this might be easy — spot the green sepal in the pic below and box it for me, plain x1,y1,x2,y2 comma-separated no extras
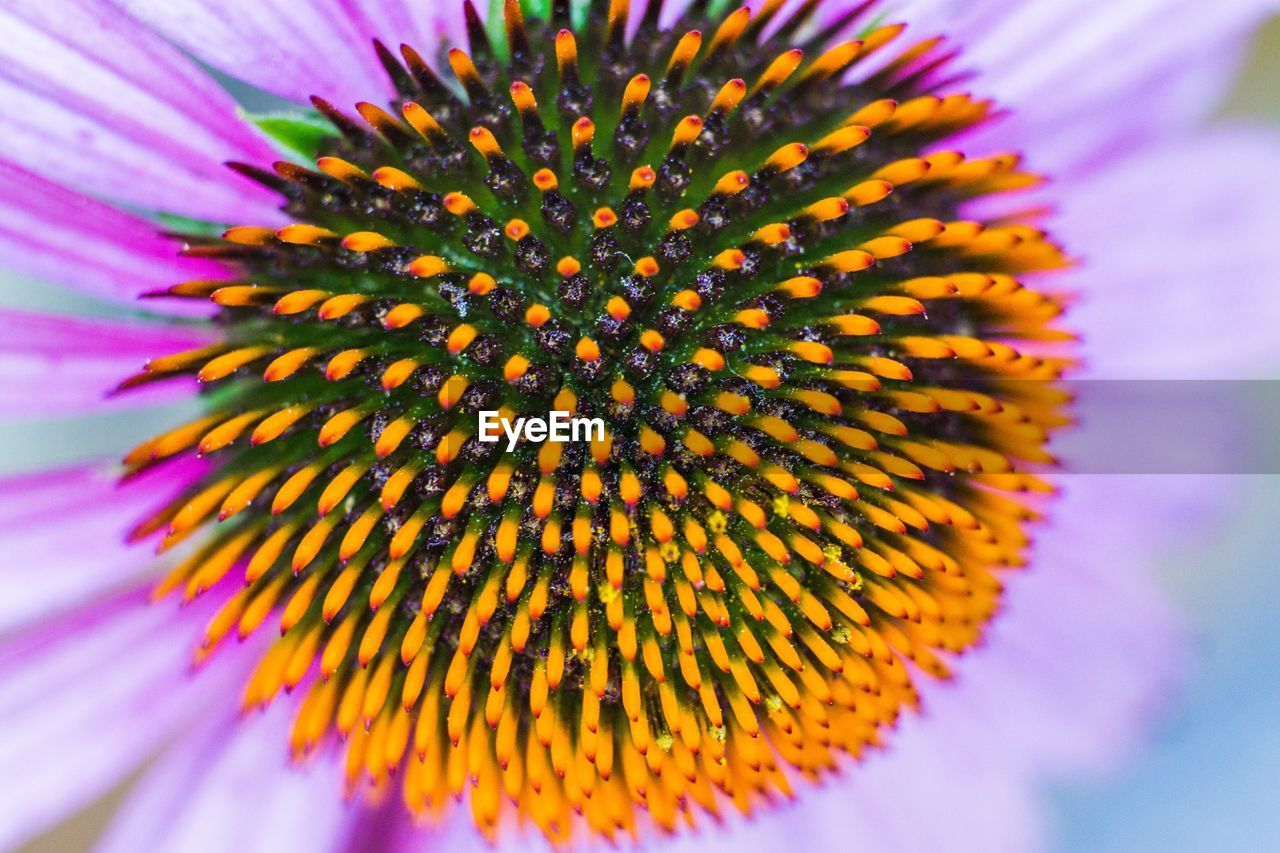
250,111,338,160
152,212,227,238
487,0,512,63
523,0,552,20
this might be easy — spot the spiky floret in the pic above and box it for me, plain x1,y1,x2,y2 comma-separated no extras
123,0,1072,842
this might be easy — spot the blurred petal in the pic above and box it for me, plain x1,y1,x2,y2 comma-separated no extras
886,0,1275,173
0,459,204,632
0,161,228,306
97,699,359,853
114,0,467,108
927,478,1188,781
0,1,281,221
1059,126,1280,378
0,585,246,850
0,309,208,416
660,728,1040,853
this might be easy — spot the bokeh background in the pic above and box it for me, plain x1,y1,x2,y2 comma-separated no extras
1048,16,1280,851
4,12,1278,853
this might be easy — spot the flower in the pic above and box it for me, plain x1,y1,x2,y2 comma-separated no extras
102,0,1080,841
0,1,1276,851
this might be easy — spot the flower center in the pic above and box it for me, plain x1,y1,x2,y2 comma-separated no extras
124,0,1071,842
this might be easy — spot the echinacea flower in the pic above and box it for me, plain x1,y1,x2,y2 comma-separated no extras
1,0,1278,850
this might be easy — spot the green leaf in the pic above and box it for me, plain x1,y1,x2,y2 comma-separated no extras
250,111,337,159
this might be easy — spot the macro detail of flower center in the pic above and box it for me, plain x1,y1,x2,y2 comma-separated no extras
124,0,1071,842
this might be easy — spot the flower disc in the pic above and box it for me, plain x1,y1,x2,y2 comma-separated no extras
125,0,1072,842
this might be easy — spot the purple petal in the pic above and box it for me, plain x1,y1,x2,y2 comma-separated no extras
97,699,360,853
1058,127,1280,378
0,160,232,306
921,476,1190,780
115,0,467,109
872,0,1272,176
0,309,209,415
0,584,252,850
0,458,204,632
0,2,282,221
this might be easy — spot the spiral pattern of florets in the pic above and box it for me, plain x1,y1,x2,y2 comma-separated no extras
124,0,1072,842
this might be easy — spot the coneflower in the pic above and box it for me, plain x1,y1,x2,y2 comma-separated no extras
118,0,1073,842
7,0,1280,849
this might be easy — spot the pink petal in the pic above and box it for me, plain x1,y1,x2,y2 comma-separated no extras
116,0,467,109
1058,127,1280,378
864,0,1272,176
0,160,230,306
0,584,252,850
0,309,209,416
97,699,359,853
922,478,1188,780
0,458,204,632
0,2,282,221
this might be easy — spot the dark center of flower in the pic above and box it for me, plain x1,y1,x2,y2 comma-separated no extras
123,0,1071,841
